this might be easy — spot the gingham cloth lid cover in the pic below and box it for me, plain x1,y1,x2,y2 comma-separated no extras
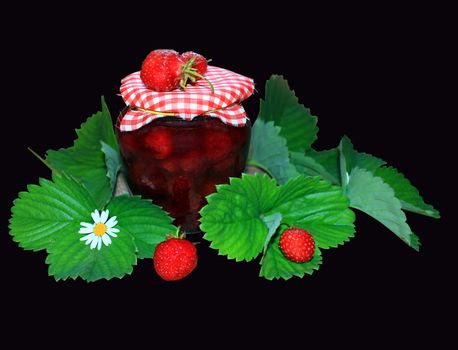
119,65,254,132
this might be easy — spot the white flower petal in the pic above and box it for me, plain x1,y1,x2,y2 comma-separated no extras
80,233,93,242
79,226,94,234
101,234,112,246
90,236,99,249
80,222,94,229
97,237,102,250
91,209,101,223
107,230,118,238
109,227,120,233
84,234,95,245
105,216,118,228
100,210,109,224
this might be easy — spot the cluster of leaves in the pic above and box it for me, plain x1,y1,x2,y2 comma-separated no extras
9,98,175,282
8,76,440,283
200,174,355,280
200,76,439,280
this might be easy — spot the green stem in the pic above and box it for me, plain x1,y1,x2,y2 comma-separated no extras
28,147,55,173
192,72,215,93
180,57,215,93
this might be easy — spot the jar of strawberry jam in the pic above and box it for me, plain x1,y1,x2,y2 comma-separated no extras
117,116,251,232
117,65,254,232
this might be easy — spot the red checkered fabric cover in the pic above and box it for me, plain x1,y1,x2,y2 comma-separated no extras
119,66,254,131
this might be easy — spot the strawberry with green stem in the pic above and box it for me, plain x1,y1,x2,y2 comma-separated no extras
153,227,198,281
179,53,214,92
140,49,214,92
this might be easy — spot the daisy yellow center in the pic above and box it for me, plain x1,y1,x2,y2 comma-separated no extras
94,223,108,236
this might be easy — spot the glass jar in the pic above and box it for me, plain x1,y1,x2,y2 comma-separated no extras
116,114,251,232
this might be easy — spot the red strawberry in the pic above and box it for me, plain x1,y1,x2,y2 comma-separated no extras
140,49,184,92
180,150,204,173
143,129,173,159
179,52,214,91
279,228,315,263
203,131,232,162
181,51,208,76
140,49,214,92
153,237,197,281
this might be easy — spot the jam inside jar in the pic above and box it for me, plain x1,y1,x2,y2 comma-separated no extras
116,115,251,232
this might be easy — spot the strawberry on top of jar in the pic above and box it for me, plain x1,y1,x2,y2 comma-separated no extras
140,49,214,92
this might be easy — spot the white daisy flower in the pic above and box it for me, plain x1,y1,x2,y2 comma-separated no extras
79,209,119,250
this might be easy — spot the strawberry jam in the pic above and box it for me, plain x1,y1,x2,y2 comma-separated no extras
117,115,251,232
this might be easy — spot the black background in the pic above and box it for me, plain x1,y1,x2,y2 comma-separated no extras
1,3,455,346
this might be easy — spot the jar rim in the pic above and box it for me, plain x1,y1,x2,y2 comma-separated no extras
115,108,251,131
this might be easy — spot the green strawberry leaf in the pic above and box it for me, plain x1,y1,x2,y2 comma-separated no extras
200,174,279,262
10,173,175,281
339,136,386,190
339,141,349,192
47,194,174,281
107,195,175,259
9,175,97,252
260,231,322,280
274,176,356,249
354,151,386,172
374,166,440,218
261,212,283,255
346,167,420,251
101,141,124,190
340,136,386,172
306,148,341,184
290,151,340,185
46,219,136,282
248,120,299,184
259,75,318,152
46,97,118,208
100,96,118,151
301,145,376,186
